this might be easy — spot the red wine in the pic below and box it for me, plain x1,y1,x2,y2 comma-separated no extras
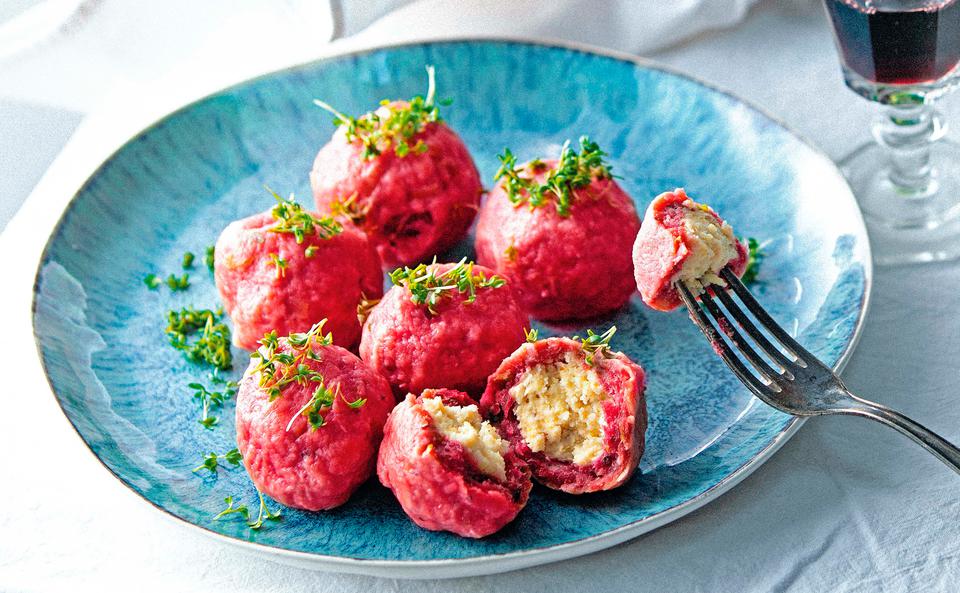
825,0,960,85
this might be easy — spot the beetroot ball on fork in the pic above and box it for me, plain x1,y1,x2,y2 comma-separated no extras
632,188,748,312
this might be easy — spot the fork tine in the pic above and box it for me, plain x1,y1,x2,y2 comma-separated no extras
697,286,782,382
676,282,779,401
712,286,796,373
719,267,818,365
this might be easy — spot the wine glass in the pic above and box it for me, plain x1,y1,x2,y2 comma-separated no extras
823,0,960,265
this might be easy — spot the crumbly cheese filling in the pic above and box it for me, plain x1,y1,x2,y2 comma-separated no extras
509,352,607,466
677,201,739,293
422,396,507,481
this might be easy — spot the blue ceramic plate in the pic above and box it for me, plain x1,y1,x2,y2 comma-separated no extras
32,39,870,578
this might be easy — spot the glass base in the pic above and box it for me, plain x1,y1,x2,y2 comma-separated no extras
841,139,960,265
841,65,960,105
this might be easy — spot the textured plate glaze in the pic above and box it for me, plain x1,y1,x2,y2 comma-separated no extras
32,39,870,578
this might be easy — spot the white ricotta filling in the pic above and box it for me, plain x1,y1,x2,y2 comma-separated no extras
509,352,607,466
422,396,507,481
677,201,739,293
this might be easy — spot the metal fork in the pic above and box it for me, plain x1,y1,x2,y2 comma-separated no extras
678,267,960,474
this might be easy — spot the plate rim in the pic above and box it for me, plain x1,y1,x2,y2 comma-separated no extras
31,35,873,578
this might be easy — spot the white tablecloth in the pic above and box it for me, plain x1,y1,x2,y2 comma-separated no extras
3,1,960,591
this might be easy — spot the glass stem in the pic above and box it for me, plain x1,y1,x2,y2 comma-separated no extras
872,103,945,196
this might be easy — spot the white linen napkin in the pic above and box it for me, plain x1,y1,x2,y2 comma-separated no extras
0,0,761,113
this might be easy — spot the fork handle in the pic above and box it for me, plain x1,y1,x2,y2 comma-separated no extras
842,400,960,475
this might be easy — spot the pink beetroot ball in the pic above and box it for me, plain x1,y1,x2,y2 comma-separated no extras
632,188,748,312
480,335,647,494
310,101,482,269
360,261,528,397
215,207,382,351
475,156,640,321
236,333,395,511
377,388,532,538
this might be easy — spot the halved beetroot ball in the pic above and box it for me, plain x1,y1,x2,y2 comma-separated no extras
359,260,528,397
235,323,395,511
475,138,641,321
214,194,383,350
632,188,748,312
310,76,482,268
377,388,532,538
480,332,647,494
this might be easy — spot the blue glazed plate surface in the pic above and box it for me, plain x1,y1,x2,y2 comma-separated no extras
32,39,870,577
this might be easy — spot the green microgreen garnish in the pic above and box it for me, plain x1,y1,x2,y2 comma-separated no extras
524,327,539,343
346,396,367,408
287,380,336,431
166,306,233,370
313,65,444,160
144,274,161,290
193,448,242,473
576,326,617,366
204,246,215,273
189,378,239,429
165,273,190,291
208,368,233,385
329,193,369,224
284,380,365,432
268,189,342,244
249,320,333,402
182,252,195,269
268,253,287,279
388,257,505,314
214,491,282,530
357,294,380,326
494,136,615,217
263,190,341,278
741,237,765,285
